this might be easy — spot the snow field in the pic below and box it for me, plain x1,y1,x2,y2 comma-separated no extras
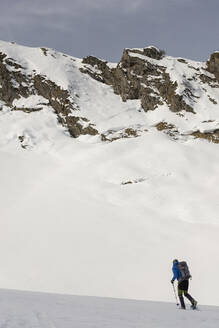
0,130,219,305
0,289,218,328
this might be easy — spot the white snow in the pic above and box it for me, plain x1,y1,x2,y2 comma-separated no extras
0,289,218,328
12,95,49,109
0,41,219,310
1,129,219,305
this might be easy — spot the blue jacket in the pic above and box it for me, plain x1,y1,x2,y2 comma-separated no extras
172,261,182,281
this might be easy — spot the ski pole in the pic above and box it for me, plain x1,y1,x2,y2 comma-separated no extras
172,283,179,306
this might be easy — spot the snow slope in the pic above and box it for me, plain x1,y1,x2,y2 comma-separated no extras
0,41,219,306
0,289,218,328
1,130,219,305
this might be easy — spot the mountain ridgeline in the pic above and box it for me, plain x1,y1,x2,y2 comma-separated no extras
0,41,219,146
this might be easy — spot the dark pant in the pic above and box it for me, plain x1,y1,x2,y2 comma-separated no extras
178,279,189,296
178,280,195,308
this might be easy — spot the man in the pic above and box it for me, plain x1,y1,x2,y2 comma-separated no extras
171,259,197,309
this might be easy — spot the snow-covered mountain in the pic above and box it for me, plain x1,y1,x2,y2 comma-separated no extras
0,41,219,307
1,40,219,145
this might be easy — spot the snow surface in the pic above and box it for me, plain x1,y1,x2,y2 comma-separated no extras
0,289,218,328
0,41,219,307
1,128,219,305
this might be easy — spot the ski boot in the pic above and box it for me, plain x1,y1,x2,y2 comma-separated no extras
191,300,198,310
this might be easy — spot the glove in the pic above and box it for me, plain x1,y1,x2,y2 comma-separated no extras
171,279,174,284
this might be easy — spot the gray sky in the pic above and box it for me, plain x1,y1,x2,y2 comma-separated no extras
0,0,218,62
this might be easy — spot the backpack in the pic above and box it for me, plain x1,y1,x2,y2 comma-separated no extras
178,261,191,281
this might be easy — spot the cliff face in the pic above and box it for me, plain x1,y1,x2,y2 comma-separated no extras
81,46,219,115
207,52,219,80
0,41,219,147
80,46,219,142
0,46,98,138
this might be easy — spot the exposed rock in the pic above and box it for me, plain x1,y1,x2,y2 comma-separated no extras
41,48,48,56
202,120,215,123
153,72,194,113
126,46,165,60
141,88,162,112
57,115,98,138
121,177,146,185
199,73,219,88
191,130,219,144
33,75,74,116
121,181,133,185
18,135,28,149
177,58,188,64
118,50,194,113
207,52,219,80
188,65,200,71
155,122,178,138
12,107,43,113
124,128,138,137
0,52,31,104
156,122,176,131
208,95,217,104
81,56,112,84
0,53,98,138
0,52,7,61
142,47,165,60
81,48,194,114
101,127,141,142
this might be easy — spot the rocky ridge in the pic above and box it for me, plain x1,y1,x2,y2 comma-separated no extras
81,47,195,113
80,46,219,142
0,41,219,146
0,47,98,138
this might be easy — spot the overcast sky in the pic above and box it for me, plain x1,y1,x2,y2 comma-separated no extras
0,0,218,62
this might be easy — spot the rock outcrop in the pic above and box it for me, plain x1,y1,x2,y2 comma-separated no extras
81,47,194,113
0,52,30,104
0,51,98,137
207,52,219,80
